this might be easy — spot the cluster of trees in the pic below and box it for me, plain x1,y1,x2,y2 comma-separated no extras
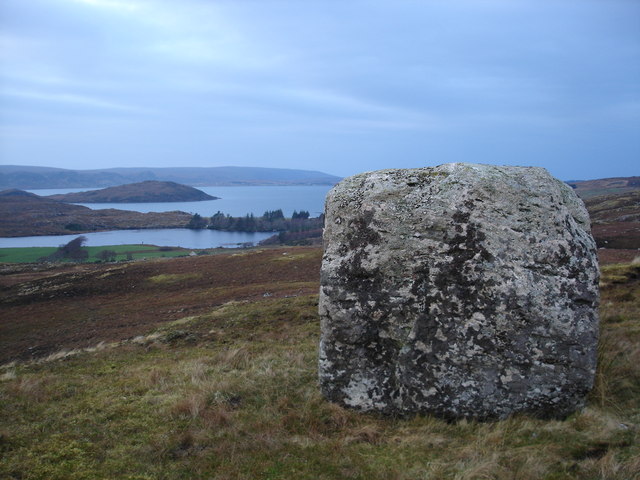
258,228,324,247
187,209,322,234
291,210,310,219
208,212,278,232
186,213,207,229
39,236,126,263
42,236,89,262
96,249,118,262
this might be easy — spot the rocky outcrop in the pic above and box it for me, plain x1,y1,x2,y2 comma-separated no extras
319,163,599,420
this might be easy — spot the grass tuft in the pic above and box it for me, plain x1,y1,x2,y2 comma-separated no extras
148,273,201,284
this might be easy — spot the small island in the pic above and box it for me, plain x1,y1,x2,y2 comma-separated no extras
46,180,219,203
0,189,192,237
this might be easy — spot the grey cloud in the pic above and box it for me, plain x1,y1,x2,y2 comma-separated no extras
1,0,638,179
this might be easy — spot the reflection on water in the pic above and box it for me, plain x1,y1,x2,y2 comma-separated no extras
0,229,274,249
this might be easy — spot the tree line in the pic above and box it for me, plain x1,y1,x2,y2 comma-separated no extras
187,209,323,233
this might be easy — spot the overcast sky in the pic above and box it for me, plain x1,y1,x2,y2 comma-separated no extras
1,0,638,180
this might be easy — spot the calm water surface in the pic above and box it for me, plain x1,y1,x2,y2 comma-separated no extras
29,185,333,218
0,229,274,249
3,185,333,248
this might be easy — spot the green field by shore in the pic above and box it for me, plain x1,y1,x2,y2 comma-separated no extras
0,245,203,263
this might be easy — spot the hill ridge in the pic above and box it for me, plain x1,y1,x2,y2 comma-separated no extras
46,180,218,203
0,165,342,189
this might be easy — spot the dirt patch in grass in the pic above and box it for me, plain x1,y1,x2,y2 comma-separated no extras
0,247,322,365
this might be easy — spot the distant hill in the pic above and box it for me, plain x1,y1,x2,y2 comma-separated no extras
564,176,639,252
568,176,640,199
0,165,342,189
46,181,218,203
584,190,640,224
0,189,191,237
583,190,640,250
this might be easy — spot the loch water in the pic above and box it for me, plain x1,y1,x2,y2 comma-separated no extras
1,185,333,249
0,229,275,250
28,185,332,218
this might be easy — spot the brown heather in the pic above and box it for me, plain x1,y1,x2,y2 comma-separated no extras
0,248,638,479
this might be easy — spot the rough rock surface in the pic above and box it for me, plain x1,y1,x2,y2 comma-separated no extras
319,163,599,420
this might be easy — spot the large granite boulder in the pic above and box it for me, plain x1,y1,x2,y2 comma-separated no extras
319,163,599,420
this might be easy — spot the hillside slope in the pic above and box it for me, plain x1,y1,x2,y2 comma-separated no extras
584,190,640,251
0,249,638,479
569,176,640,199
47,181,218,203
0,247,322,364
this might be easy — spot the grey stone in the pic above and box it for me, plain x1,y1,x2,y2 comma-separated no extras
318,163,599,420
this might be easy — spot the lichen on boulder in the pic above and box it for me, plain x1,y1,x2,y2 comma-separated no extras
318,163,599,420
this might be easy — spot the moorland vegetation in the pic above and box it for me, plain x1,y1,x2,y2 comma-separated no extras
0,247,638,479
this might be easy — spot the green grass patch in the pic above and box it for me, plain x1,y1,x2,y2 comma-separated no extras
0,247,59,263
148,273,202,285
2,290,639,479
0,245,198,263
